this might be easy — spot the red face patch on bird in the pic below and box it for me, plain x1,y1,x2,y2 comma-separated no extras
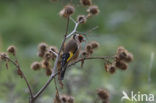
78,35,84,42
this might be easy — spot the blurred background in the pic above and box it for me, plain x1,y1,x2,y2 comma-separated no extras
0,0,156,103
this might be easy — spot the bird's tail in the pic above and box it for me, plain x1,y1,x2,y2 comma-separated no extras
60,66,67,80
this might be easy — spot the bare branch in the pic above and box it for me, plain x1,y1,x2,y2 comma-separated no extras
5,56,34,99
66,22,79,38
33,17,70,101
49,50,58,57
70,16,76,24
68,56,114,68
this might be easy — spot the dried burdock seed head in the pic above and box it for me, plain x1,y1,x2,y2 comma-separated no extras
81,50,88,57
49,46,58,53
0,52,8,61
54,92,61,103
97,88,110,100
38,42,48,52
87,5,100,15
80,0,92,6
31,61,41,71
42,60,50,69
60,95,68,103
38,51,44,57
108,65,116,74
89,49,93,54
77,15,87,24
124,53,134,63
90,41,100,49
7,45,16,55
59,5,75,18
38,43,48,57
68,96,74,103
115,61,128,70
44,52,51,60
46,68,52,76
86,43,92,52
116,46,133,63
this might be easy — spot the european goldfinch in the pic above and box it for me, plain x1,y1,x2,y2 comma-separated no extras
60,34,85,80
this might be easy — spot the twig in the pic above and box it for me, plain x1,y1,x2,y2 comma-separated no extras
5,57,34,99
68,56,114,67
33,72,58,100
70,16,76,24
66,22,79,38
49,50,58,57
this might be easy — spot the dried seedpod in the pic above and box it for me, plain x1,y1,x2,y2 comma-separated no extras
42,60,51,69
46,68,52,76
0,52,8,61
87,5,100,15
31,61,41,71
81,50,88,57
115,61,128,70
38,42,48,57
59,5,75,18
60,95,68,103
38,42,48,52
105,64,116,74
97,88,110,101
54,92,61,103
124,53,134,63
68,96,74,103
90,41,100,49
77,15,87,24
7,45,16,55
108,65,116,74
80,0,92,6
44,52,52,60
86,43,92,52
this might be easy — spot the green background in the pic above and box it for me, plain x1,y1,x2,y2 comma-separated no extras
0,0,156,103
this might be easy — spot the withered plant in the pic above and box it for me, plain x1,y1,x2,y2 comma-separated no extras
0,0,133,103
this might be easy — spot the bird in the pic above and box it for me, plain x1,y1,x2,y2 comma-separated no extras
60,34,85,80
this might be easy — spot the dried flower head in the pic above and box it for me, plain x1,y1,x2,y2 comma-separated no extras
7,45,16,55
31,61,41,70
38,42,48,57
0,52,8,61
87,5,100,15
124,53,134,63
44,52,51,60
86,43,92,52
60,95,68,102
42,60,51,69
38,42,48,52
46,68,52,76
59,5,75,18
77,15,87,24
49,46,58,53
115,61,128,70
116,46,134,63
81,50,88,57
108,65,116,74
68,96,74,103
80,0,92,6
54,92,61,103
97,88,110,100
90,41,100,49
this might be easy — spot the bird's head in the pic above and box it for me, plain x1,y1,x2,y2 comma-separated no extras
73,34,85,43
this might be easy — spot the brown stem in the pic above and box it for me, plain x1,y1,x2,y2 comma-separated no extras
68,56,114,67
5,57,34,100
32,17,70,102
